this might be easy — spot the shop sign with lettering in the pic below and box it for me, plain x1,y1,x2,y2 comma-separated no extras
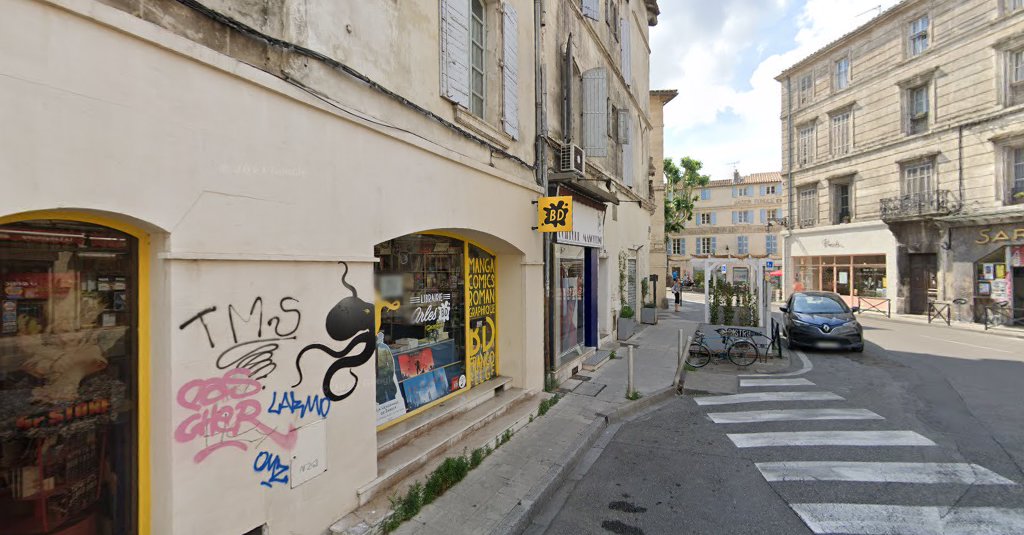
975,227,1024,244
556,202,604,248
537,196,573,233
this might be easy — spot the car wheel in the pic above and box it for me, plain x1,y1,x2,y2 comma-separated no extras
852,343,864,353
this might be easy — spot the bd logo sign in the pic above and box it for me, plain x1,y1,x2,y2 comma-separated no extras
537,196,573,233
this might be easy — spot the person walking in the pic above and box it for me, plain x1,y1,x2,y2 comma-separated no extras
672,278,682,312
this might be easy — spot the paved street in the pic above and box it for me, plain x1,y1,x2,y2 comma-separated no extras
530,305,1024,534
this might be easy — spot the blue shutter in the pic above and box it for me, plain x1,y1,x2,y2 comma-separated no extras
746,186,753,196
711,213,717,225
732,187,737,198
747,210,754,223
760,185,766,196
583,0,600,20
440,0,471,108
711,237,717,254
731,211,737,224
501,2,520,139
760,209,767,223
582,68,609,156
681,239,686,255
695,214,700,227
620,16,632,85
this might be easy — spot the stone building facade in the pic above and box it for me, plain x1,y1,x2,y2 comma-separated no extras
0,1,660,535
666,171,785,288
648,90,679,307
777,0,1024,323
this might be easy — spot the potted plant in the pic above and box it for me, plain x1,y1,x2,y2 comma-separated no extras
617,305,636,340
640,279,657,324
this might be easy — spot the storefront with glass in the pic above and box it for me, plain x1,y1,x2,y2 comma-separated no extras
373,233,499,429
553,195,604,369
785,221,898,308
0,219,140,535
947,222,1024,325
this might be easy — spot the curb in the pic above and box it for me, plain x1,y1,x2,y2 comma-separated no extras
858,314,1024,341
491,386,679,535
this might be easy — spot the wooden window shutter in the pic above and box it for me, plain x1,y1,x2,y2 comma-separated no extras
582,68,609,156
583,0,600,20
502,2,520,139
620,16,632,84
440,0,471,108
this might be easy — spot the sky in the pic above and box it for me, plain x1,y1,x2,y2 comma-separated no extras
650,0,902,183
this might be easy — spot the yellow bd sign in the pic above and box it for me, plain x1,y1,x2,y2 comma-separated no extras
537,196,573,233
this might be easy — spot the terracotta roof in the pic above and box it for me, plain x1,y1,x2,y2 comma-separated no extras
706,171,782,187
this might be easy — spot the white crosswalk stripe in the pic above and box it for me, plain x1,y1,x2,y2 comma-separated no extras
739,378,815,387
707,408,883,424
756,462,1017,485
790,504,1024,535
694,391,843,406
728,430,935,448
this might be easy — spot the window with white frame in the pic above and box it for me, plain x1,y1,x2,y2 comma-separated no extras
700,213,713,225
798,186,817,228
766,208,781,222
798,73,813,106
737,236,749,255
798,124,815,165
835,57,850,91
1009,48,1024,106
766,235,778,255
470,0,486,117
698,237,716,255
909,15,929,57
831,110,851,156
671,238,685,255
902,159,934,198
735,185,753,197
907,85,929,135
765,184,777,195
734,210,753,224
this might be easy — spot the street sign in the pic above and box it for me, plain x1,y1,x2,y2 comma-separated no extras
537,196,573,233
720,265,727,274
766,260,774,269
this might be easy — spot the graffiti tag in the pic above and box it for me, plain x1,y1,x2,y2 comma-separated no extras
266,391,331,419
253,451,290,488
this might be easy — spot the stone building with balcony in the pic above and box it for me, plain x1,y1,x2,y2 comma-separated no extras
777,0,1024,323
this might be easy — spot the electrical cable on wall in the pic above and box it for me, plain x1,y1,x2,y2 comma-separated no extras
174,0,534,171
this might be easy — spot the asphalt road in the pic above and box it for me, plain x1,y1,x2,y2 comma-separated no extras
528,309,1024,534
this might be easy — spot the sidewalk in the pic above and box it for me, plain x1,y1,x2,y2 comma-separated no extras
390,310,698,535
855,309,1024,340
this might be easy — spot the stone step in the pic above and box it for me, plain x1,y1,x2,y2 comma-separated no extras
356,386,530,507
332,389,542,535
582,349,613,372
376,376,512,458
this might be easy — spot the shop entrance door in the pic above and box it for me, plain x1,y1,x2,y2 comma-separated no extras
835,266,851,297
909,253,937,314
1014,267,1024,324
822,266,836,293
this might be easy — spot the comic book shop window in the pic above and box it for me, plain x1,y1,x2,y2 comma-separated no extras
374,235,468,427
0,220,138,535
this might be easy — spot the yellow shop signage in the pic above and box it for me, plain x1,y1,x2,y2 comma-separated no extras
537,196,573,233
976,227,1024,244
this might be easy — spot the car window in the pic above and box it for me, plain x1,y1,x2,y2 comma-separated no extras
792,294,849,314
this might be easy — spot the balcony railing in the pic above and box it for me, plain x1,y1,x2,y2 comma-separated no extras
879,189,958,221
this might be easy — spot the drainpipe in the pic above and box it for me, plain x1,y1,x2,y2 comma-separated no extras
535,0,556,373
785,76,794,298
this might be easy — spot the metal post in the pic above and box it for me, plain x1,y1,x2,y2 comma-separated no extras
677,329,684,370
673,335,692,391
627,345,635,397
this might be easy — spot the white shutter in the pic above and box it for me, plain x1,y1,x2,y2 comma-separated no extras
620,16,631,85
622,118,633,187
582,68,608,157
582,0,600,20
502,2,520,139
440,0,471,108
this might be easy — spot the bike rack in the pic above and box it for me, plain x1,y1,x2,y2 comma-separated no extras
857,296,891,318
927,301,951,326
984,303,1024,330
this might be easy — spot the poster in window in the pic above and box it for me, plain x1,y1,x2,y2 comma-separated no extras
977,281,991,296
467,245,497,385
982,263,995,280
375,332,406,426
991,279,1009,301
995,264,1006,280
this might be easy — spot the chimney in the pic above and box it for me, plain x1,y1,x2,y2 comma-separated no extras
733,169,741,182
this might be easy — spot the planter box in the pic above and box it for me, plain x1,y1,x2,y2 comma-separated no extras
617,317,636,340
640,306,658,325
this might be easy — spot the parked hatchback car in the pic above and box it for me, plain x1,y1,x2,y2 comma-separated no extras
780,291,864,352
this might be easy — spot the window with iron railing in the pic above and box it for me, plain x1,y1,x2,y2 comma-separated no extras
903,160,934,197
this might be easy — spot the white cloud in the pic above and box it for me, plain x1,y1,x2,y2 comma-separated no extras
652,0,901,182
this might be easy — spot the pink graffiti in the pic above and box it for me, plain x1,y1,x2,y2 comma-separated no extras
174,369,297,463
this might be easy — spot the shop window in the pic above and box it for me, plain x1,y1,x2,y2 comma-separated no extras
557,245,586,361
1,220,137,535
974,248,1010,307
374,234,498,427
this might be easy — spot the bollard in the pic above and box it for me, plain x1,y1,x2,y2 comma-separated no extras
677,329,684,370
673,335,693,391
627,345,635,397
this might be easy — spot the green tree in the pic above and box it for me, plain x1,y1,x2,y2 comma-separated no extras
664,157,711,234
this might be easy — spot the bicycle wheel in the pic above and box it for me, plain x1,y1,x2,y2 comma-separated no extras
727,340,759,366
686,343,711,368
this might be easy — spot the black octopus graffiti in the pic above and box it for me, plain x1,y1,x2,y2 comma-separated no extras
292,262,376,402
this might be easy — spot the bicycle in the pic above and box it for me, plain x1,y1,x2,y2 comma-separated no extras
686,328,760,367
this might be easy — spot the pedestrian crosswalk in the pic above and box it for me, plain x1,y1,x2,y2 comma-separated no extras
693,377,1024,534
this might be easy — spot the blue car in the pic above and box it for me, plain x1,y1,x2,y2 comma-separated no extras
780,291,864,352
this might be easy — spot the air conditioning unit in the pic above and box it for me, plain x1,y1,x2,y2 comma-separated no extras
559,143,586,174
